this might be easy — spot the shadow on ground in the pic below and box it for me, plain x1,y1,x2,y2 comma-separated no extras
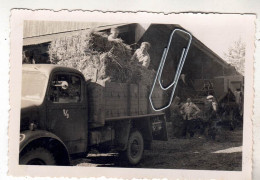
72,124,242,170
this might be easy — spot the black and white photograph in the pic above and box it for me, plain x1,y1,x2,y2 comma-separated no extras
8,10,255,179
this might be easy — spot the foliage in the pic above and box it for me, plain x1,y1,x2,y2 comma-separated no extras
224,38,245,75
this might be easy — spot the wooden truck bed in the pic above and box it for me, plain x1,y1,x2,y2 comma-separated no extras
87,81,164,128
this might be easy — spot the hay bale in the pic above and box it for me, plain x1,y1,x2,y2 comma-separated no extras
48,31,155,86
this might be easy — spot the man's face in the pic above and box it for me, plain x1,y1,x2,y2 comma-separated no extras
207,98,213,102
141,44,148,51
111,30,119,38
187,98,191,103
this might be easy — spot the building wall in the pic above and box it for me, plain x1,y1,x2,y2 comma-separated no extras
23,43,50,64
23,21,113,38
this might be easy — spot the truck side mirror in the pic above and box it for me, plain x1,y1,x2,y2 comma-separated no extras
61,81,69,89
52,81,69,90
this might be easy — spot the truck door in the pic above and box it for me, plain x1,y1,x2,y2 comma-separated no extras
151,114,168,141
46,73,88,154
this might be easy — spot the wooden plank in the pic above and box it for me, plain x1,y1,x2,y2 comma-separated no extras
105,113,165,122
88,81,164,128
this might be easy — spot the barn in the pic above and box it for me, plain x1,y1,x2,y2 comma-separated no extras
22,21,243,109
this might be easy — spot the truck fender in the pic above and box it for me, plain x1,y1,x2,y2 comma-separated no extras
20,130,70,165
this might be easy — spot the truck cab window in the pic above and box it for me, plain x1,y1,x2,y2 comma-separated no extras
49,74,81,103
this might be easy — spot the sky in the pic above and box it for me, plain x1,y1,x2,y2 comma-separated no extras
174,14,252,60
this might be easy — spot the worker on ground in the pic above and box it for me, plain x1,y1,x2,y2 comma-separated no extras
169,96,183,138
180,98,201,138
204,95,218,140
131,42,151,68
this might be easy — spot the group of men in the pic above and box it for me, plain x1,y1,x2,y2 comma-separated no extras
108,27,151,68
109,27,219,140
170,95,218,139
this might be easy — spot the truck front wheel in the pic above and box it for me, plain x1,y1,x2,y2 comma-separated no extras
124,130,144,165
20,147,56,165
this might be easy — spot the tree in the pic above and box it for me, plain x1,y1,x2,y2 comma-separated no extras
224,38,245,75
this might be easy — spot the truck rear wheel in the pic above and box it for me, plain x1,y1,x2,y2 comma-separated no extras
124,130,144,165
20,147,56,165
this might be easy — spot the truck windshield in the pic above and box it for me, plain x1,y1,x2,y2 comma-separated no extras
22,70,48,102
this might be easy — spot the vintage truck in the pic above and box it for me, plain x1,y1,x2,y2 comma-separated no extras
19,64,167,166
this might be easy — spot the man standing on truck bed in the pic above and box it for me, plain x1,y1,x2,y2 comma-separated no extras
131,42,151,68
180,98,201,138
108,27,123,43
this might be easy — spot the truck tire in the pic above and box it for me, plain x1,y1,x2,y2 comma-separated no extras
20,147,56,165
125,130,144,165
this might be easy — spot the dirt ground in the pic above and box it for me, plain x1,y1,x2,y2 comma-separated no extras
72,123,242,171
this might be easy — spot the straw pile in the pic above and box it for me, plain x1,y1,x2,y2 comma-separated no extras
48,31,155,86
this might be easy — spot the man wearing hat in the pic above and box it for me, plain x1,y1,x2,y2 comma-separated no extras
204,95,218,139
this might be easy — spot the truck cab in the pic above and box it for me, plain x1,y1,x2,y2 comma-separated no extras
20,64,89,165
